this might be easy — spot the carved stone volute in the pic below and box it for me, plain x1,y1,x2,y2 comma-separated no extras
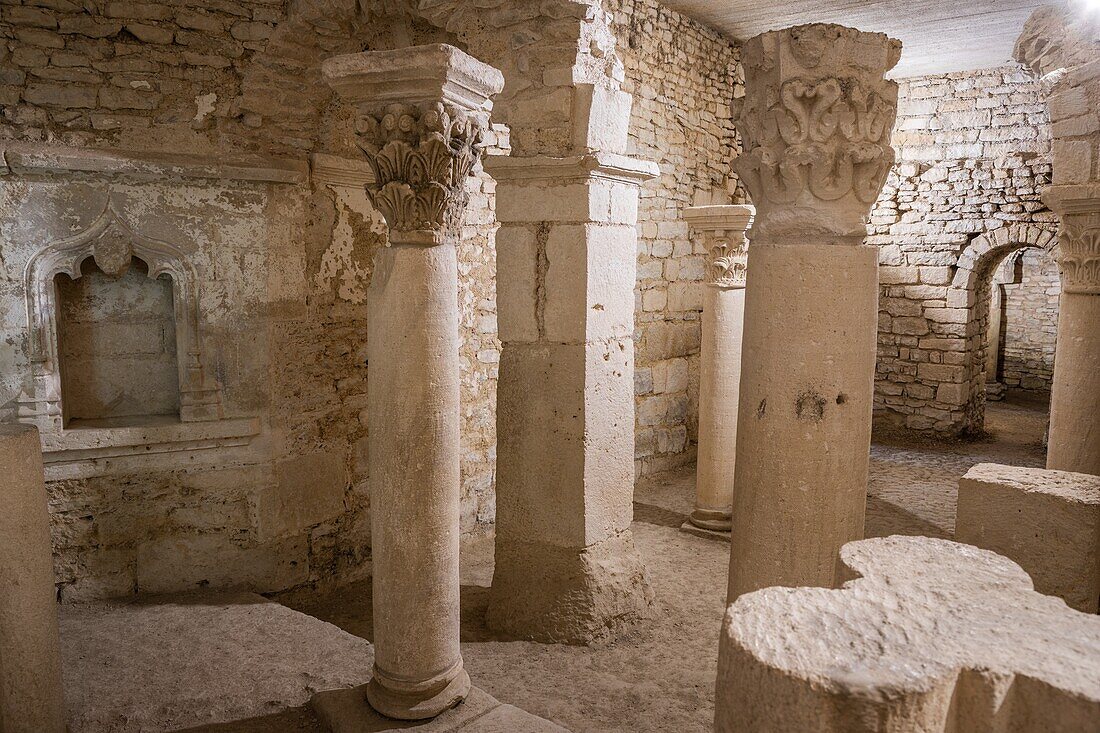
322,44,504,246
1044,185,1100,296
733,24,901,241
683,205,755,289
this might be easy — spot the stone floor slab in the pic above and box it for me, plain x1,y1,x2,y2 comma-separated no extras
60,592,372,732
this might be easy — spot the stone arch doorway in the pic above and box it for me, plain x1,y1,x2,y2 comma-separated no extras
948,223,1059,433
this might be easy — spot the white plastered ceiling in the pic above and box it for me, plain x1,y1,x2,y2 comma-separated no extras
658,0,1070,77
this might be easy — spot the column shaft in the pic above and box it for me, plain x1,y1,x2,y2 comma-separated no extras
693,286,745,528
728,242,879,598
366,242,469,717
322,44,503,720
683,205,754,532
1045,199,1100,475
723,23,901,600
0,424,66,733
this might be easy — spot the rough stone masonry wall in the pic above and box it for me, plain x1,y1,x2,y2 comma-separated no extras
999,248,1060,392
0,0,507,599
605,0,744,476
869,64,1057,435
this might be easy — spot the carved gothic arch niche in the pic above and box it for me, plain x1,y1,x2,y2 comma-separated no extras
16,205,223,432
948,224,1060,432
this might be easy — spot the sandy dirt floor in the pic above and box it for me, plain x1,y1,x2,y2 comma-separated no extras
62,394,1049,732
284,394,1051,733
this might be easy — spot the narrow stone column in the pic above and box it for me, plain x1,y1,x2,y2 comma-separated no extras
681,205,754,533
725,24,901,600
485,149,659,644
0,424,66,733
322,45,503,720
1044,186,1100,475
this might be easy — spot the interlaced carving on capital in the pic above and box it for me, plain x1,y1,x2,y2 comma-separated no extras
355,101,488,239
732,24,900,231
735,78,897,204
1059,213,1100,295
706,234,748,288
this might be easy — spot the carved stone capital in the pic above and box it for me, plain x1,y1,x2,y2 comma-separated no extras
683,205,755,288
733,24,901,240
1043,184,1100,295
322,44,504,245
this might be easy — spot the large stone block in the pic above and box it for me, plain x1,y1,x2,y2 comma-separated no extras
0,425,66,733
252,450,347,541
957,463,1100,613
717,536,1100,732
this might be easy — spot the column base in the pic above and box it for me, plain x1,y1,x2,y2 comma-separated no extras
366,660,471,721
681,520,731,542
487,531,654,644
687,507,732,532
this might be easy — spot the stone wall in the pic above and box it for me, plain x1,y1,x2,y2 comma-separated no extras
0,0,506,599
999,248,1060,392
605,0,744,475
869,64,1058,434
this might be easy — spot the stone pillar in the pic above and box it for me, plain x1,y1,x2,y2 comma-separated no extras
725,24,901,600
485,148,660,644
1044,186,1100,475
322,45,503,720
0,424,66,733
681,205,754,533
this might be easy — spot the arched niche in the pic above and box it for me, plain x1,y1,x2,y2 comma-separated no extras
15,205,223,433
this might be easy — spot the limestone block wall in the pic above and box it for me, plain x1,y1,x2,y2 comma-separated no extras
868,65,1058,434
999,249,1060,392
605,0,744,475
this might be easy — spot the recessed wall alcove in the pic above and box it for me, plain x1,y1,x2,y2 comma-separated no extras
15,204,258,467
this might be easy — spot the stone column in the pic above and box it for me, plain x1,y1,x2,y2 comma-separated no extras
725,24,901,601
322,45,503,720
1044,186,1100,475
0,424,66,733
485,148,660,644
681,205,754,533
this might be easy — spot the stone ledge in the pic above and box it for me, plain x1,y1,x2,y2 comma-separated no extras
484,152,660,184
39,416,262,478
0,142,309,184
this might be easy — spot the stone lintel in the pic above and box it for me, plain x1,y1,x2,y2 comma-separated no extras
321,43,505,114
0,142,309,184
483,152,659,185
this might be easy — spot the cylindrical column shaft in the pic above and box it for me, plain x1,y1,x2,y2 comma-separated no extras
684,204,754,533
366,242,469,718
722,23,901,602
1044,201,1100,475
321,43,503,721
693,286,745,529
728,242,879,598
0,424,66,733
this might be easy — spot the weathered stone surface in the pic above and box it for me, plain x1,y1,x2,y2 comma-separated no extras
717,536,1100,732
60,592,374,732
0,425,66,733
957,462,1100,613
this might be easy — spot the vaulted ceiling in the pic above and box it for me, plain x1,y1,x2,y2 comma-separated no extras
659,0,1068,78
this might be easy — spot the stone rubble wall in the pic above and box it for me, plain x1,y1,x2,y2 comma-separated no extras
999,249,1059,392
868,65,1058,434
604,0,744,476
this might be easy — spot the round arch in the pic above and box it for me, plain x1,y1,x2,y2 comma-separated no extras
947,223,1060,433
